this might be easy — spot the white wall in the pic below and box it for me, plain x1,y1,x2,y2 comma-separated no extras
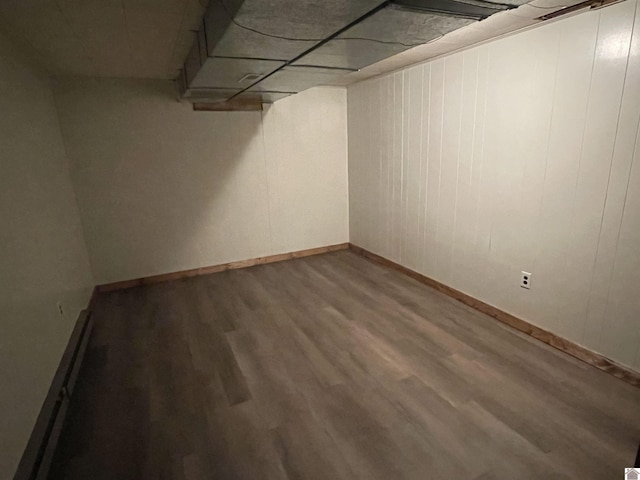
348,0,640,371
0,31,95,479
53,80,349,285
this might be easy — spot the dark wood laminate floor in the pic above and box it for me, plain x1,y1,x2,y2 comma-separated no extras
49,251,640,480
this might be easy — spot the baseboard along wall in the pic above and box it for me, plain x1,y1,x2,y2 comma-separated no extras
96,243,350,292
349,243,640,388
93,240,638,387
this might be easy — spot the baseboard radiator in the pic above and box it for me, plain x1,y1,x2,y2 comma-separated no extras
13,310,93,480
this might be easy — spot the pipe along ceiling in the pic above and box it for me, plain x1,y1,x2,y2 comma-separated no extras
178,0,521,105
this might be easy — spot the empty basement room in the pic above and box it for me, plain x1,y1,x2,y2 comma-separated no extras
2,0,640,479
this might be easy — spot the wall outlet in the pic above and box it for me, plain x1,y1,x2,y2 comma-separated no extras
57,302,65,317
521,271,532,289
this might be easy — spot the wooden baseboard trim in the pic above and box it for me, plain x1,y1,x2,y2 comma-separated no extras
349,243,640,388
97,243,350,292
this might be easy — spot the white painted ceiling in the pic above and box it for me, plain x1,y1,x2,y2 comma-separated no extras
0,0,208,79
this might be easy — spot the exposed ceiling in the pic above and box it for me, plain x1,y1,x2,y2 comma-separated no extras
332,0,588,86
0,0,593,97
0,0,208,79
179,0,534,104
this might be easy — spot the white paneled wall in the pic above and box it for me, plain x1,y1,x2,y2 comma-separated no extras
348,0,640,370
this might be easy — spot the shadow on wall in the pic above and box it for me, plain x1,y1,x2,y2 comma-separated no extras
0,30,95,479
53,78,271,284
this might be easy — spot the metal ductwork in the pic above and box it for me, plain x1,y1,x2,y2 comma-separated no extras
178,0,518,105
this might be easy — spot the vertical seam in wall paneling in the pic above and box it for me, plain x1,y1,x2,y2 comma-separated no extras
390,76,395,259
402,71,407,264
532,33,561,280
363,83,368,248
422,64,432,274
378,81,383,255
398,73,402,262
469,54,478,188
370,82,379,247
389,76,394,257
417,66,425,273
563,11,600,301
398,76,402,262
346,87,351,244
601,124,640,363
260,109,274,253
407,71,412,267
380,80,385,254
484,48,497,267
474,49,490,276
380,80,384,253
435,61,445,277
391,76,395,259
587,2,638,348
632,0,640,369
400,72,405,262
382,79,387,255
397,74,402,262
346,87,352,244
359,85,364,247
451,54,464,282
465,52,479,264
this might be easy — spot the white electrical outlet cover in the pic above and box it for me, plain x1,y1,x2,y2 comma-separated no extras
521,271,532,289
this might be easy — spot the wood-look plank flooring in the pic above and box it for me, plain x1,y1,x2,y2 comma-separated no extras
49,251,640,480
